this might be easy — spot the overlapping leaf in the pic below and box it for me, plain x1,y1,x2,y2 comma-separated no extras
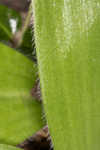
33,0,100,150
0,43,43,145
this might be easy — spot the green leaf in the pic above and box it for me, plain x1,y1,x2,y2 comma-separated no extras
0,5,21,41
0,144,21,150
0,42,43,145
19,27,36,61
0,4,35,61
33,0,100,150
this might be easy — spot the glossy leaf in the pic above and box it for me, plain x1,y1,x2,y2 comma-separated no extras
33,0,100,150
